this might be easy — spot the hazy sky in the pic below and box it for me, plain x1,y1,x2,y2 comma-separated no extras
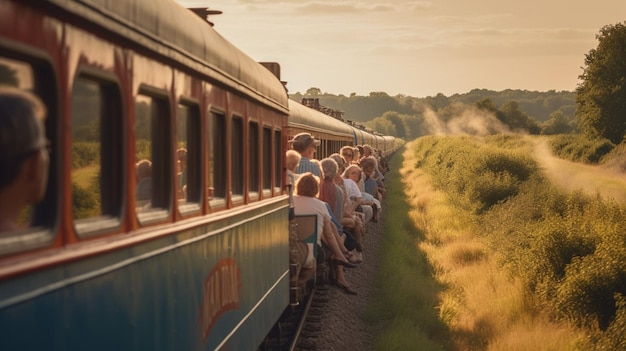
176,0,625,97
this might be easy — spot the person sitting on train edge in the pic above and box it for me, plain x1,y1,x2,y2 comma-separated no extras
360,157,382,223
289,132,321,177
342,164,374,225
320,157,363,264
318,158,348,252
356,145,365,163
286,149,301,220
293,173,357,295
0,86,49,232
340,145,355,165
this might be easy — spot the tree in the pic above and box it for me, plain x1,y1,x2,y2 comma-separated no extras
500,101,541,134
576,22,626,144
305,87,321,96
541,111,574,135
380,111,407,138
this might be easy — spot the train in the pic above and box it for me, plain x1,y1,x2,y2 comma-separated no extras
0,0,400,350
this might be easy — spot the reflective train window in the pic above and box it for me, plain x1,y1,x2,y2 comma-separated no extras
262,127,272,193
0,57,36,230
249,121,259,199
0,56,56,255
177,103,201,211
135,93,171,221
209,111,226,202
71,76,123,236
231,116,244,200
274,130,282,192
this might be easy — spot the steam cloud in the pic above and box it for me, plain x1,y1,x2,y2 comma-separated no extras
421,104,511,137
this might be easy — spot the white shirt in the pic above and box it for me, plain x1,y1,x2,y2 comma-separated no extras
342,178,361,205
293,195,330,246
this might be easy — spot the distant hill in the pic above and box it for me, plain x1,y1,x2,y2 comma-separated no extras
289,89,576,123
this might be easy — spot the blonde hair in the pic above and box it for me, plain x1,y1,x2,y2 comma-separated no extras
286,149,301,171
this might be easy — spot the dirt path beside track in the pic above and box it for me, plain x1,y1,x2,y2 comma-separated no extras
533,138,626,204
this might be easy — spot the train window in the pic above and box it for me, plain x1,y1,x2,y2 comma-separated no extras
0,56,56,255
249,121,259,200
71,76,123,236
231,116,244,202
177,103,201,212
1,57,36,231
135,93,171,222
274,130,282,193
262,127,272,193
209,111,226,204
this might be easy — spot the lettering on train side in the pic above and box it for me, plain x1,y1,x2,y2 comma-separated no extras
197,257,242,342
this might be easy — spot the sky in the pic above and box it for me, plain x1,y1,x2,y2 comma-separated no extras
175,0,625,98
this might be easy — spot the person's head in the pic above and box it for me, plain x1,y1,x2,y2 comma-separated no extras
0,86,48,204
136,159,152,181
363,144,373,157
295,172,319,197
285,149,301,172
359,157,376,176
320,157,338,180
353,147,361,161
343,164,362,182
289,132,319,158
329,153,345,173
340,146,354,164
356,145,364,159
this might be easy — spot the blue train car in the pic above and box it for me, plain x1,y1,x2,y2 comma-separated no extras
0,0,290,350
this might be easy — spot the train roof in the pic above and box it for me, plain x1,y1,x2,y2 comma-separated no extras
288,99,354,137
43,0,288,112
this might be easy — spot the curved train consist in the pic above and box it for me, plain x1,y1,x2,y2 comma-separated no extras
0,0,399,350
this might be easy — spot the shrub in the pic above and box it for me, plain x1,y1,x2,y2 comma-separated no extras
550,134,615,164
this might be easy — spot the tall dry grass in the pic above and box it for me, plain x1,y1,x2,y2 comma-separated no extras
398,139,587,350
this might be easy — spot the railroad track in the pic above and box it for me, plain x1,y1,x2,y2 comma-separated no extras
259,274,331,350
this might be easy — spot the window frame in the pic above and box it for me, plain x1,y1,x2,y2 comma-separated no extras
70,72,125,238
248,120,260,201
134,89,172,224
208,110,227,209
231,115,245,205
176,101,202,216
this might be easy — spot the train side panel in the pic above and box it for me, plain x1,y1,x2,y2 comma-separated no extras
0,200,288,350
0,1,290,350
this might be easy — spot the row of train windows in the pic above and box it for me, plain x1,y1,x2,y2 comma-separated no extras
2,56,282,242
76,77,282,231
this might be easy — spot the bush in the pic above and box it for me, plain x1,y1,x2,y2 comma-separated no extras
413,134,626,347
72,141,100,168
550,134,615,164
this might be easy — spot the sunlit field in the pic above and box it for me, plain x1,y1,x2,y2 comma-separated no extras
371,135,626,350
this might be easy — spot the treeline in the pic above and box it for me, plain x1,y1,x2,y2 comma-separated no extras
290,88,576,140
290,21,626,147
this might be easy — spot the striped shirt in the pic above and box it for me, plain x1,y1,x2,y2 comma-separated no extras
295,157,321,177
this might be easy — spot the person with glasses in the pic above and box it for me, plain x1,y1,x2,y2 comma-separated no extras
0,86,49,232
340,145,355,165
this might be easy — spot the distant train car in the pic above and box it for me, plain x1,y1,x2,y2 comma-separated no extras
287,98,400,160
286,98,354,158
0,0,290,350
